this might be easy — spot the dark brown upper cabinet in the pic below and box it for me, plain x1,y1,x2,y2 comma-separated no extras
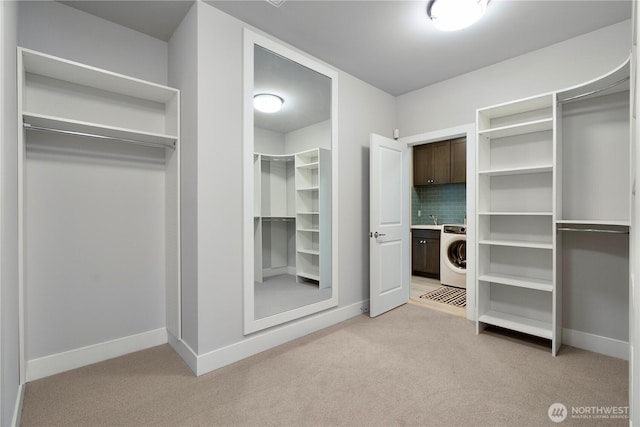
450,137,467,184
413,140,450,185
413,138,466,186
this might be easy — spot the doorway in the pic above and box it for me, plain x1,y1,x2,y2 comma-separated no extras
368,124,476,320
402,125,476,320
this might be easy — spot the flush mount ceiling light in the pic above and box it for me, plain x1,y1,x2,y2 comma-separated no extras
253,94,284,113
427,0,489,31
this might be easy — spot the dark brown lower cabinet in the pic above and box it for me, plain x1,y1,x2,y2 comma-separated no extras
411,229,440,279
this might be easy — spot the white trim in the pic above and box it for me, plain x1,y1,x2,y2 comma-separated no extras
167,331,198,375
243,28,340,334
26,328,168,382
196,300,364,376
0,0,5,417
563,328,629,360
399,123,476,321
10,383,24,427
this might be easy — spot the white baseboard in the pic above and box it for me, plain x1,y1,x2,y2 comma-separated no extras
194,300,366,376
26,328,168,381
167,332,198,375
11,383,24,427
563,328,629,360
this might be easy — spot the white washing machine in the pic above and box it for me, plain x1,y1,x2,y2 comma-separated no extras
440,224,467,288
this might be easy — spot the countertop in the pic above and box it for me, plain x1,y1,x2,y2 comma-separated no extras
411,225,442,230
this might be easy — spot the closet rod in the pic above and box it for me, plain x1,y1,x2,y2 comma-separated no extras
557,227,628,234
263,217,295,221
23,123,176,150
261,157,293,162
558,76,630,103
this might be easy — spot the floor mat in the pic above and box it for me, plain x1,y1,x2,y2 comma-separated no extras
420,286,466,308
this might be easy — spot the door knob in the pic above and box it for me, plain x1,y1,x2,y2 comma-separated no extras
374,231,386,238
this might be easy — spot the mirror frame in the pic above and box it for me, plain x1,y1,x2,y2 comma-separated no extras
243,29,339,334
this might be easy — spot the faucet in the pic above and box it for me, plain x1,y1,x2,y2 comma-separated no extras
430,214,438,225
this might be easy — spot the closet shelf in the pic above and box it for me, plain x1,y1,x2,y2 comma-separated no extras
297,228,320,233
479,94,553,119
23,112,177,149
556,219,630,227
297,248,320,255
478,118,553,139
478,311,552,339
297,272,320,281
22,48,177,104
296,162,319,169
478,211,553,216
479,239,552,250
478,165,553,177
297,211,319,215
479,273,553,292
296,186,319,191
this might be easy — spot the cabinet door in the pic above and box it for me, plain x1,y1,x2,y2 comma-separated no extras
425,238,441,276
412,237,428,273
450,138,466,183
430,141,451,184
413,145,430,185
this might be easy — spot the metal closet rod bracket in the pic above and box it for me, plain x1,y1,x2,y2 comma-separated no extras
23,123,176,150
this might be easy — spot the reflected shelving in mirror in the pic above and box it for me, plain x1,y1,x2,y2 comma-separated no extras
244,29,338,334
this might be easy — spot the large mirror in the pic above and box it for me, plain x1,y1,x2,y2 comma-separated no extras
243,30,338,334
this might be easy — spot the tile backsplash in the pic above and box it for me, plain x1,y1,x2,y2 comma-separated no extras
412,184,466,225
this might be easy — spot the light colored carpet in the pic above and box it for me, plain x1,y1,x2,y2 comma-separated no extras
21,304,628,426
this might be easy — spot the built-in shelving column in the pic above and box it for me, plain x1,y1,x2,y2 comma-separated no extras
295,148,330,288
476,94,558,353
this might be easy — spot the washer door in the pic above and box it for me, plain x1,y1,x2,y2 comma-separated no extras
445,237,466,274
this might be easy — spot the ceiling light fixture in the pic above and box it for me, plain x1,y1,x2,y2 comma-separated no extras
427,0,489,32
253,94,284,113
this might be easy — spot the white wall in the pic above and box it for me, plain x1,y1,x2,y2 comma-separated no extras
255,127,285,154
17,1,168,85
285,120,330,153
24,135,168,361
397,20,632,135
1,1,20,424
168,3,198,353
186,3,395,357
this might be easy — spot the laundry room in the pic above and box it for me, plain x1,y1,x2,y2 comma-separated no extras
410,136,468,315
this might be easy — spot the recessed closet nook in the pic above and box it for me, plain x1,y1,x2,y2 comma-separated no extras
253,148,331,319
17,48,180,381
476,58,631,359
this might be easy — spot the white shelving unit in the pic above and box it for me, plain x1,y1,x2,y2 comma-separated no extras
476,58,632,358
295,148,331,288
476,93,557,352
252,148,330,288
17,47,181,379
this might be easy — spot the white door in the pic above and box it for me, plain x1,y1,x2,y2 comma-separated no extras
369,133,410,317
